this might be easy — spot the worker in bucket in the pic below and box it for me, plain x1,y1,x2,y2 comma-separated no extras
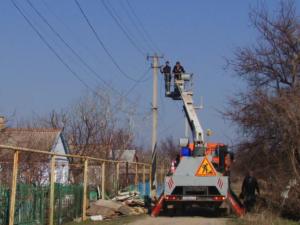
241,170,260,212
160,61,172,95
173,61,185,80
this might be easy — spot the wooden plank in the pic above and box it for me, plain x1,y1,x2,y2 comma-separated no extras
9,150,19,225
49,155,56,225
101,162,105,200
82,159,88,221
0,145,150,166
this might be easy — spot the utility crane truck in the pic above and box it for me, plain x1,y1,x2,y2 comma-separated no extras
151,73,245,217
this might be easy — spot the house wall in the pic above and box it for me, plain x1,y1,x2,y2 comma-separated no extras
52,135,69,184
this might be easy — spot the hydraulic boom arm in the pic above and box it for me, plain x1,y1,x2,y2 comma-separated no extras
173,77,204,153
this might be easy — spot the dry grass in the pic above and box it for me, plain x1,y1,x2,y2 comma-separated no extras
227,211,299,225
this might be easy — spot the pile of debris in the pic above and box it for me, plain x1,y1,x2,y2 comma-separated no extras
87,191,147,221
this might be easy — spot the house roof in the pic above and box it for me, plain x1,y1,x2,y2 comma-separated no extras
0,128,62,152
109,149,137,162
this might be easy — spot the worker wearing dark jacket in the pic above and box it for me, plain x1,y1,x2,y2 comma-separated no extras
160,61,172,95
241,170,260,212
173,61,185,80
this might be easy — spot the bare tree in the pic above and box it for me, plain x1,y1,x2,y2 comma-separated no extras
228,0,300,92
39,90,135,159
157,136,179,167
227,1,300,217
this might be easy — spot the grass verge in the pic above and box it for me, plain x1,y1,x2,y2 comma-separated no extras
227,211,299,225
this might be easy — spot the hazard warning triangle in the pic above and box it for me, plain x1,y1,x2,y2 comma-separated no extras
195,157,216,176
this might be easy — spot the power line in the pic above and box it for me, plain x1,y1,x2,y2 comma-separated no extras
26,1,107,87
40,0,104,67
119,0,156,53
105,0,150,53
100,0,146,57
10,0,93,93
11,0,149,118
124,67,151,97
37,0,151,102
26,0,129,100
74,0,144,83
125,0,162,54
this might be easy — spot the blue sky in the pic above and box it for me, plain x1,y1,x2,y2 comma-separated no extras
1,0,298,147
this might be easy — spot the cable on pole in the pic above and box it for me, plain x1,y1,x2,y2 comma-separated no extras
125,0,162,54
100,0,146,57
11,0,150,118
119,0,156,53
74,0,144,83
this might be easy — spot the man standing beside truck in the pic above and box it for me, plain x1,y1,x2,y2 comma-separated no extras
241,170,260,212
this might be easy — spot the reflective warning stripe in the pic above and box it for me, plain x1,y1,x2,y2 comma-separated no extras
217,177,224,189
167,177,174,189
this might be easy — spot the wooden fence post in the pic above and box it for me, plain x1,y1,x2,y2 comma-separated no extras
101,162,105,200
143,165,146,195
116,162,120,193
9,150,19,225
135,163,138,191
48,155,56,225
82,158,88,221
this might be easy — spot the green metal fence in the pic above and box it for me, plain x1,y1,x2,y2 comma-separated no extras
0,186,9,225
0,183,83,225
0,145,154,225
54,184,83,225
14,184,48,225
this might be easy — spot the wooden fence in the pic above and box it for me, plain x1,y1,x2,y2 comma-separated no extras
0,145,168,225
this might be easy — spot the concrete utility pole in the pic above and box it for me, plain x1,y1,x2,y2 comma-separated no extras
148,53,163,197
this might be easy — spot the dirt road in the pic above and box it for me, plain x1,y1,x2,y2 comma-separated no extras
128,216,228,225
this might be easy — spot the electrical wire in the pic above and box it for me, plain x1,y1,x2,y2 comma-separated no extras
10,0,92,94
119,0,156,53
106,0,150,53
125,0,162,54
40,0,104,66
100,0,146,57
74,0,144,83
26,0,133,101
124,67,151,97
37,0,151,102
11,0,150,118
26,1,108,89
